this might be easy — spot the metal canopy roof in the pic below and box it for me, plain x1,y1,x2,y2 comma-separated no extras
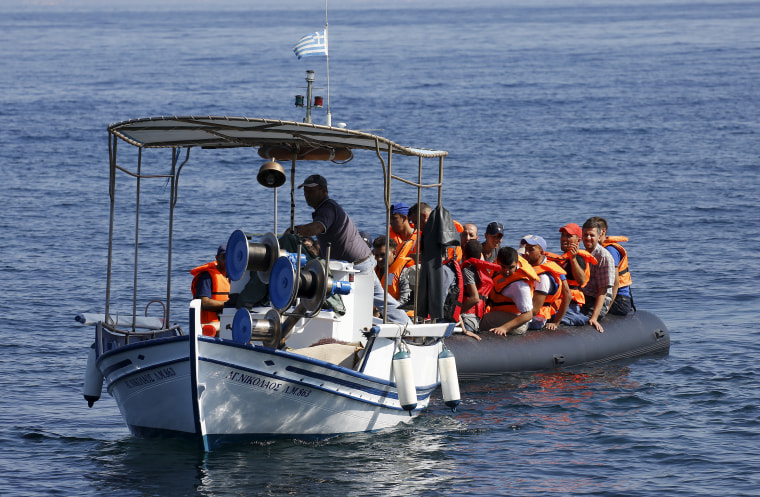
108,116,448,159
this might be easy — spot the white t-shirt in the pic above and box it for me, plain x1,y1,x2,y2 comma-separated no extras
534,273,552,295
499,280,533,313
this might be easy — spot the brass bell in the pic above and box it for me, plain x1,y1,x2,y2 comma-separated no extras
257,159,286,188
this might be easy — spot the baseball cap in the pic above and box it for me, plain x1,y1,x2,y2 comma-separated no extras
390,202,410,216
217,242,227,256
485,222,504,236
521,235,547,252
297,174,328,189
559,223,582,238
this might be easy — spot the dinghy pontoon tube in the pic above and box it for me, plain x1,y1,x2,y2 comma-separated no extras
446,310,669,379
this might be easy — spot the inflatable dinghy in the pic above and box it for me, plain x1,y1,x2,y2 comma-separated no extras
447,310,669,379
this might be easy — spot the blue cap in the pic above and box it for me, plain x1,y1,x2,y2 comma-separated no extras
217,242,227,256
390,202,410,216
521,235,546,252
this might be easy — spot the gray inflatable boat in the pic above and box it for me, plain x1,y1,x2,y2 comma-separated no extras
446,310,670,379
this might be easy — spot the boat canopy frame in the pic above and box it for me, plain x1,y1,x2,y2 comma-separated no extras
105,116,449,331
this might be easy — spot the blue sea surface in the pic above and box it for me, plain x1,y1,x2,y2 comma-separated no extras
1,1,759,496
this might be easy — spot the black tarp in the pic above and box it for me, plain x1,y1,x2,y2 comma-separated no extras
416,204,460,320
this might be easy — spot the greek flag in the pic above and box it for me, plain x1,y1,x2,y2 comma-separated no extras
293,30,328,59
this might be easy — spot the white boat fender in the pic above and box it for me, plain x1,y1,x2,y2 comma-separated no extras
392,350,417,413
83,342,103,408
438,348,461,412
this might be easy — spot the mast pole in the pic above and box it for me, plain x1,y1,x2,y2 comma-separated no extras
325,0,331,127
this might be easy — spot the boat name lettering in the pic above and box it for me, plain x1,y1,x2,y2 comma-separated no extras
224,371,281,391
124,367,176,388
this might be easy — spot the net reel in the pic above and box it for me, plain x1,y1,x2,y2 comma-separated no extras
225,230,285,283
230,308,282,348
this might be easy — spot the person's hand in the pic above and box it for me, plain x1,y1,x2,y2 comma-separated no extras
462,329,482,341
490,326,508,336
589,318,604,333
564,239,579,258
545,321,559,331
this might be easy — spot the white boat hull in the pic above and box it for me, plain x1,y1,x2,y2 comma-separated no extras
194,339,439,449
93,311,449,450
97,333,197,438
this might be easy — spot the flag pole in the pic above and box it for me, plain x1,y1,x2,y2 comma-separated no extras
325,0,331,127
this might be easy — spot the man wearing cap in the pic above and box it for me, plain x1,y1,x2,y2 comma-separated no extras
521,235,570,331
190,243,230,336
547,223,598,326
291,174,410,324
389,202,417,254
482,222,504,262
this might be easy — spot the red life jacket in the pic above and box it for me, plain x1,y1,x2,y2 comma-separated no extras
442,258,465,322
461,257,502,318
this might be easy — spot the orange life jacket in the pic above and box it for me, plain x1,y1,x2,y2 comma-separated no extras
379,253,414,300
461,258,502,318
546,250,597,306
444,221,464,260
488,256,539,314
390,229,418,255
190,261,230,327
533,259,567,320
602,236,631,288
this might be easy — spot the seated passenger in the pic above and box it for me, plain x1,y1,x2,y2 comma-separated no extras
546,223,598,326
459,240,501,339
520,235,570,331
408,202,433,232
590,216,634,316
454,223,478,261
190,243,230,337
482,222,504,262
581,218,615,332
389,202,417,252
372,235,413,301
481,247,539,336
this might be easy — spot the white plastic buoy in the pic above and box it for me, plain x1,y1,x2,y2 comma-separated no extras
438,348,461,411
83,342,103,408
392,350,417,412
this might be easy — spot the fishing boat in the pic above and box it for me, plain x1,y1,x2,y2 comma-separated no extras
79,94,669,449
79,113,463,451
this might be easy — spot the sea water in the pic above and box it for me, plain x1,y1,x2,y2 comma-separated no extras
1,1,759,495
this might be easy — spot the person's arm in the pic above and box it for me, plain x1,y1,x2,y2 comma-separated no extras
200,296,225,313
458,316,482,341
489,281,533,335
607,246,622,304
398,267,412,305
194,272,224,312
569,254,587,287
587,289,609,333
531,292,547,317
461,283,480,314
490,310,532,336
547,279,572,331
291,221,325,238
